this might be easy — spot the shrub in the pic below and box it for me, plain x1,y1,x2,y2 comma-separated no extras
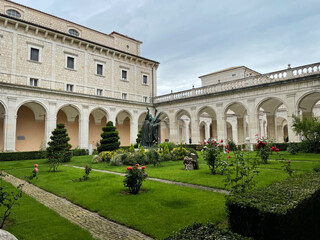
226,172,320,240
123,164,147,194
160,153,172,162
171,143,189,161
287,142,299,155
203,141,227,175
47,123,72,171
129,144,135,153
98,121,120,152
186,148,198,158
91,155,102,163
164,222,251,240
160,142,175,151
0,151,46,161
136,129,142,146
298,140,317,153
146,149,160,167
256,137,275,164
110,152,129,166
123,152,148,166
274,143,287,151
99,151,115,162
163,144,170,154
140,146,145,154
227,140,237,151
72,148,89,156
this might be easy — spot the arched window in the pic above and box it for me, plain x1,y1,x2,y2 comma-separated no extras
68,29,80,37
6,9,21,18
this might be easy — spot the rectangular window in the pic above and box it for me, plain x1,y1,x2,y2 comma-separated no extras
67,56,75,69
97,64,103,76
122,93,127,100
142,75,148,85
143,96,148,103
29,78,38,87
121,70,127,80
97,89,103,96
66,84,74,92
30,48,39,62
232,73,236,77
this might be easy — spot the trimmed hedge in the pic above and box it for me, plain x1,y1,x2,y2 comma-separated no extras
164,222,251,240
226,172,320,240
0,151,46,161
182,144,200,150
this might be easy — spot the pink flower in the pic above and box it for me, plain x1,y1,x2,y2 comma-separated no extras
34,164,38,167
255,133,259,136
226,150,230,153
135,164,139,167
262,136,265,138
275,148,279,152
256,138,259,141
127,166,133,171
33,168,38,173
142,166,146,170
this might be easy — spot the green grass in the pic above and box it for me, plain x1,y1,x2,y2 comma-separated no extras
4,165,226,239
0,181,95,240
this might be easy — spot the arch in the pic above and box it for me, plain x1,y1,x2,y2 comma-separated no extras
159,112,170,143
116,110,132,146
224,101,248,118
256,97,288,116
0,101,6,151
175,109,191,144
198,106,217,142
88,107,109,149
197,106,217,119
175,109,191,120
56,104,80,148
297,91,320,117
16,101,47,151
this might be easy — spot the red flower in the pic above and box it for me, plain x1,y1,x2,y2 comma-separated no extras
271,147,276,150
135,164,139,167
243,149,246,151
226,150,230,153
142,166,146,170
127,166,133,171
228,155,231,158
214,141,217,144
221,139,223,143
288,161,291,163
275,148,279,152
225,145,229,149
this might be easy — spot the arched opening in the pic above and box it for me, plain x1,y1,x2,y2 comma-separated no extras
198,106,217,142
0,103,5,151
159,112,170,143
16,102,46,151
176,110,191,144
116,110,131,146
225,102,248,145
199,121,206,142
89,108,108,150
56,105,80,148
298,92,320,118
258,98,287,142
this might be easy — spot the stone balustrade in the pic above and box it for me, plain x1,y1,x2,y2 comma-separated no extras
154,62,320,103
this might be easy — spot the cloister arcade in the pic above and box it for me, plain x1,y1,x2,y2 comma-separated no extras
0,89,319,152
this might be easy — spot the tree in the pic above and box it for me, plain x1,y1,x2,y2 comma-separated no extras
136,129,142,146
98,121,120,152
292,115,320,153
47,123,72,171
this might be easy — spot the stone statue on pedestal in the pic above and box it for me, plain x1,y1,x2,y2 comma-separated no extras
140,108,162,147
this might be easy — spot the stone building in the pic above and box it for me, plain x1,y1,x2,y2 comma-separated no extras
0,0,320,152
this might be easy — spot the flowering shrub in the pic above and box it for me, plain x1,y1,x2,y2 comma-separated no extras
24,164,39,183
171,143,189,161
203,140,228,175
256,135,275,164
123,164,147,194
282,160,293,177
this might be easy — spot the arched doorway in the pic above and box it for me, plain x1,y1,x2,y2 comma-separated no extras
116,110,131,146
176,109,191,144
89,108,108,149
198,106,217,141
16,102,46,151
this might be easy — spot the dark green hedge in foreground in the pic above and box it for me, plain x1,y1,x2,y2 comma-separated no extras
165,222,251,240
226,172,320,240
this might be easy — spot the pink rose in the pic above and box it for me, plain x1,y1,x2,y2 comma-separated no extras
142,166,146,170
34,164,38,167
33,168,39,173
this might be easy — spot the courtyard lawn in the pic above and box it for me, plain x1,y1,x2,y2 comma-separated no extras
0,181,95,240
3,165,227,239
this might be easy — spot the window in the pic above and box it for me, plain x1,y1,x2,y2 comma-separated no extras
29,78,38,87
122,93,127,100
68,29,79,37
97,64,103,76
143,96,148,103
6,9,21,18
30,48,40,62
232,73,236,77
142,75,148,85
97,89,103,96
121,70,127,80
66,84,74,92
67,56,75,69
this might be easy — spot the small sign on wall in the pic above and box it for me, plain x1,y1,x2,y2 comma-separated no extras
17,136,25,140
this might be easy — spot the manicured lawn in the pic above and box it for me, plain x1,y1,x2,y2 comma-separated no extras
3,165,226,239
0,181,95,240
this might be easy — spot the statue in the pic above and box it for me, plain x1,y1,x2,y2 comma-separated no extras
140,108,162,147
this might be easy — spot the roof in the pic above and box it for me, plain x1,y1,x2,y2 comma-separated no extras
110,31,143,44
199,66,260,78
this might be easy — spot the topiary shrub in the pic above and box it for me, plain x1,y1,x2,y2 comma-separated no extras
146,149,160,166
98,121,120,153
47,123,72,171
110,153,129,166
123,152,148,166
129,144,135,153
171,143,189,161
136,129,142,146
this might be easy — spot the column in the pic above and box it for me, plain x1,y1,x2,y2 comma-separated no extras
286,93,299,142
216,103,226,142
231,118,238,144
247,99,258,149
191,118,200,144
266,115,276,139
4,97,17,152
130,114,138,144
237,117,244,144
205,122,210,140
45,101,57,146
79,105,89,149
169,112,178,143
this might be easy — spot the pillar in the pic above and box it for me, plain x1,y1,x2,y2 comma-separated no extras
237,117,244,144
45,101,57,146
79,105,89,149
247,99,258,149
130,114,138,144
266,115,276,139
216,103,226,142
286,94,299,142
4,97,17,152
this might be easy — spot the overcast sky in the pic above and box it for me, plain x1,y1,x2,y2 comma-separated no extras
11,0,320,95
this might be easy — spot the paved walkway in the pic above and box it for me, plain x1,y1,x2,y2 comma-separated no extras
69,165,230,195
3,174,152,240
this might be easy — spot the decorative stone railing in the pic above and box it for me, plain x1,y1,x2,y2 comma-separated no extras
154,62,320,103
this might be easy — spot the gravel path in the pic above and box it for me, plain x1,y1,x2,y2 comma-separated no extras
69,165,230,194
3,174,153,240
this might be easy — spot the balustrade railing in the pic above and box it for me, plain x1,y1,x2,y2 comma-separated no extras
154,62,320,103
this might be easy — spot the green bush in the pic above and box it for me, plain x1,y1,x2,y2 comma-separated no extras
98,121,120,152
159,142,176,151
72,148,89,156
182,144,200,150
287,143,299,154
110,153,129,166
227,141,237,151
186,148,198,158
0,151,46,161
164,222,251,240
123,152,148,166
226,172,320,240
274,143,287,151
171,143,189,161
298,140,317,153
160,153,172,162
146,149,160,167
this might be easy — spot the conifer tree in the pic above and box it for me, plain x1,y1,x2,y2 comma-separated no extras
98,121,120,152
47,123,72,171
136,129,142,146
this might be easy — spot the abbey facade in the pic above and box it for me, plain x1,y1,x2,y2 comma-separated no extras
0,0,319,152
